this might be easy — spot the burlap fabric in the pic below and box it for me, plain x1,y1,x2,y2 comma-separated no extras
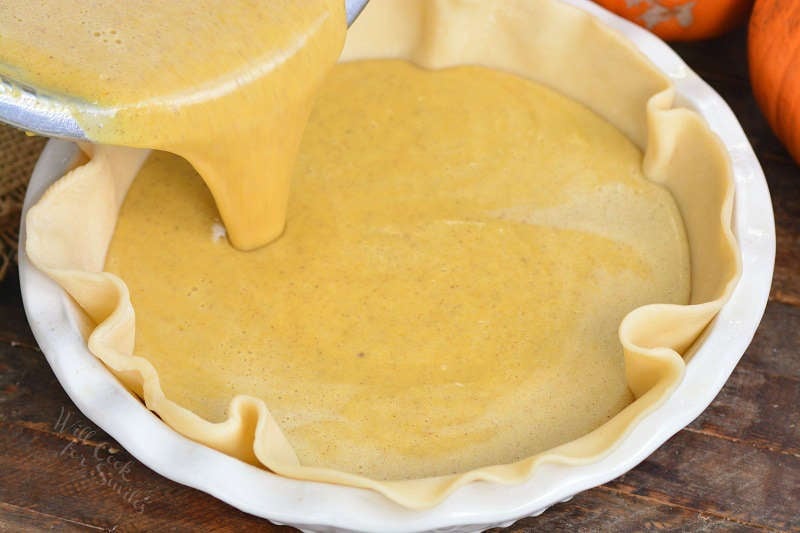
0,124,47,280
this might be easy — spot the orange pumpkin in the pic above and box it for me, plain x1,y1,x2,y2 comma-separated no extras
594,0,754,41
749,0,800,165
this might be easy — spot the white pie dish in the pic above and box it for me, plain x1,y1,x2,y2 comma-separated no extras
17,0,774,531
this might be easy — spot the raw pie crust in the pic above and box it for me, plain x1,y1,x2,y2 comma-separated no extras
25,0,739,509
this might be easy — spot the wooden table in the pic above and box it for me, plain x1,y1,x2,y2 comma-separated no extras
1,26,798,533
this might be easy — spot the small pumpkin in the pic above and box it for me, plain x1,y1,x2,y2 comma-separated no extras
594,0,754,41
749,0,800,165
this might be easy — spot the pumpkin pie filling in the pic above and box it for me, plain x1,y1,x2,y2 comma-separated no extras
105,60,690,480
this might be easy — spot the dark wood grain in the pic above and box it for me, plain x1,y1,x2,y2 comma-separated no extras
502,488,759,532
765,156,800,306
0,422,286,532
1,22,799,533
0,502,98,532
0,265,36,349
607,431,799,531
737,301,800,379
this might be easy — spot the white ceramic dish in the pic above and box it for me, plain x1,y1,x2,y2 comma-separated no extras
18,1,775,531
